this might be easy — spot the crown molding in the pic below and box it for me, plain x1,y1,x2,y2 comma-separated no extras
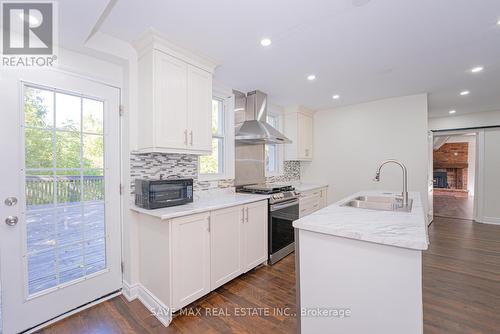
133,28,218,73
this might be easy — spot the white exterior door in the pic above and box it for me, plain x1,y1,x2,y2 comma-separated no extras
0,69,122,333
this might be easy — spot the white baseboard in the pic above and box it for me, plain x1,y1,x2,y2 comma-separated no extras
137,284,172,327
479,216,500,225
122,280,140,301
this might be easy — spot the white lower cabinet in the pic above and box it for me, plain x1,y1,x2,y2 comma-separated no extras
210,206,244,289
171,212,211,310
210,201,268,289
299,187,328,218
136,200,268,325
243,201,268,271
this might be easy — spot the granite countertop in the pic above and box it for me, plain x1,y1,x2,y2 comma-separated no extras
293,190,428,250
131,189,269,220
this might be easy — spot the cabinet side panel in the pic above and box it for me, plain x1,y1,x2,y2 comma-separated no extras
137,51,155,150
137,214,171,307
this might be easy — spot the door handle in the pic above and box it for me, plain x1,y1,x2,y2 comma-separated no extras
5,216,18,226
190,131,193,146
4,197,18,206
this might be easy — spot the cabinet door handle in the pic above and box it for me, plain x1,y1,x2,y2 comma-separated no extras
245,207,249,222
241,208,245,223
184,129,188,145
305,149,309,157
190,131,193,146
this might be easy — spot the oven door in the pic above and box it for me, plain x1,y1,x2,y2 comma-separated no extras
269,199,299,264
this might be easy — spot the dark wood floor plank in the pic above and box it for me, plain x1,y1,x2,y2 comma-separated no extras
36,217,500,334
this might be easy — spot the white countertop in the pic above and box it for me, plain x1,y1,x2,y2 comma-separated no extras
131,189,269,220
293,190,428,250
291,182,328,193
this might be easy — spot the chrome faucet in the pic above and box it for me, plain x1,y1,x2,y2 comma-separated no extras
373,159,409,207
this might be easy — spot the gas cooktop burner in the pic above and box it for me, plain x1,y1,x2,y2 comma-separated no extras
237,184,299,205
239,183,295,194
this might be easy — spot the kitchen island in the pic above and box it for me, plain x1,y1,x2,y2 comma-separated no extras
293,190,428,334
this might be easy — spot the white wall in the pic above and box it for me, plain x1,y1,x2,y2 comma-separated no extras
301,94,429,211
85,32,141,289
429,110,500,130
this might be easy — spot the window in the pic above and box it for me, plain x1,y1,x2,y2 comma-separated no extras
23,85,106,295
200,97,225,176
266,114,280,176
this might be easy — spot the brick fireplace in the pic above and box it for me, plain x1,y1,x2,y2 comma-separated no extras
433,142,469,196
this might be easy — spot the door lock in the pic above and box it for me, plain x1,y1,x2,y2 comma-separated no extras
5,216,18,226
4,197,18,206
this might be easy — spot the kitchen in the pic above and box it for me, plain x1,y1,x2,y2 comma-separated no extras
1,1,500,334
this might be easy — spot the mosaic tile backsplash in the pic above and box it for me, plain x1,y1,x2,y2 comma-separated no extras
130,152,234,193
266,161,301,184
130,153,301,193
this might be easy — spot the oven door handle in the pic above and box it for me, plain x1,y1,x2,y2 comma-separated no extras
270,199,299,212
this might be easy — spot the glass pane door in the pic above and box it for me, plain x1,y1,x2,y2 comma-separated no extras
24,86,107,297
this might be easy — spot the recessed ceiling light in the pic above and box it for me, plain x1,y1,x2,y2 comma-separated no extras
449,110,457,114
471,66,483,73
307,74,316,81
260,38,272,47
460,90,470,96
497,19,500,25
332,94,340,100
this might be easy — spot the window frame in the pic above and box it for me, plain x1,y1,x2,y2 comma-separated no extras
198,86,235,181
265,108,284,177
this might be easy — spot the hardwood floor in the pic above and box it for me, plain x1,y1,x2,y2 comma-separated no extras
36,217,500,334
423,217,500,334
433,194,474,220
35,254,297,334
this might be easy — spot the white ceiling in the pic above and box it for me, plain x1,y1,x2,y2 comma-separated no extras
63,0,500,117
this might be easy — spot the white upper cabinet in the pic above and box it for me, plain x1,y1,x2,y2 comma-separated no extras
284,107,314,161
187,65,213,152
135,32,217,154
154,52,188,150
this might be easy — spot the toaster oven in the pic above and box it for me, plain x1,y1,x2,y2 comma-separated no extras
134,178,193,209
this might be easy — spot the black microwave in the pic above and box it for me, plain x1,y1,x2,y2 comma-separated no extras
135,178,193,209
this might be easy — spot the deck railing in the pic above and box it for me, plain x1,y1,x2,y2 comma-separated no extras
26,175,104,205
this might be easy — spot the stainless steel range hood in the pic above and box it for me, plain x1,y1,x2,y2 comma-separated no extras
235,90,291,144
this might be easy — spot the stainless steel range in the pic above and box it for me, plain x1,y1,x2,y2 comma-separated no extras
234,89,297,265
237,184,300,264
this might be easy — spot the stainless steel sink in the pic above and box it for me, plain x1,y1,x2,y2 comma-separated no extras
342,196,413,212
354,195,402,203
